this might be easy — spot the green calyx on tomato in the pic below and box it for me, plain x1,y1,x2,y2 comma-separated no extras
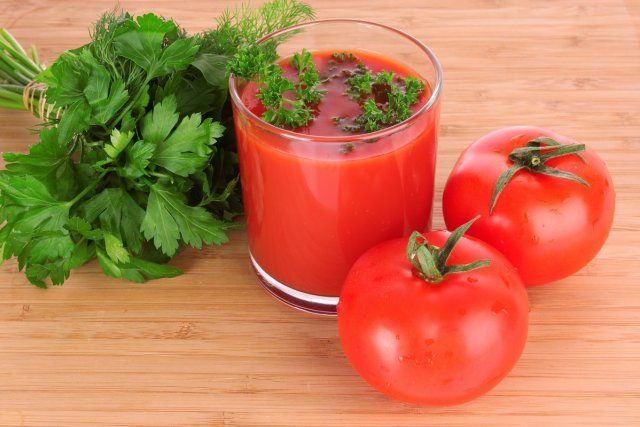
490,137,590,212
406,216,490,283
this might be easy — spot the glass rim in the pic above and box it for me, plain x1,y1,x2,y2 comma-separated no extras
228,18,443,143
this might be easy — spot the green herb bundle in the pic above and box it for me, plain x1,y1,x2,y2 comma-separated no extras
0,1,314,287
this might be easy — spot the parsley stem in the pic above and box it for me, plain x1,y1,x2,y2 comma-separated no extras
0,98,23,110
0,29,41,74
109,77,151,127
0,86,23,102
67,171,108,207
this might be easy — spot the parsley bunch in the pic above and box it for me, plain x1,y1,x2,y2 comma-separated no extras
0,1,314,287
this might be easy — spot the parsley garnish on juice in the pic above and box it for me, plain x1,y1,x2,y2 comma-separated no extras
230,49,426,134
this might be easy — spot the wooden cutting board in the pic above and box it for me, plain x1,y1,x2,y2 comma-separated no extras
1,0,638,425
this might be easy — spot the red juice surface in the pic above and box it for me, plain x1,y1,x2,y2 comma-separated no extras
233,50,439,296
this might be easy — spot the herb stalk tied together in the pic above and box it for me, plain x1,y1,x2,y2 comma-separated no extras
0,29,45,112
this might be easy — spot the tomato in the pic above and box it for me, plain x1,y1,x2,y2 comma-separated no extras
338,220,529,406
442,126,615,286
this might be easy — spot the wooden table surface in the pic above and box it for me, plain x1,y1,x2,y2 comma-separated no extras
1,0,639,425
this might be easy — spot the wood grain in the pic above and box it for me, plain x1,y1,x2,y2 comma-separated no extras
1,0,639,425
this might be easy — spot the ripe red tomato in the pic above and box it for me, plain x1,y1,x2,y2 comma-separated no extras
443,126,615,286
338,223,529,406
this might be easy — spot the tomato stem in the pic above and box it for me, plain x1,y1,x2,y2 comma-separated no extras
406,216,490,283
489,137,589,213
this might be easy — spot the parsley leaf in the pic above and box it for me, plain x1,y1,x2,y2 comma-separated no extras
104,129,134,159
81,188,146,255
142,183,229,256
2,127,76,200
142,95,223,177
119,140,155,179
343,63,426,132
97,247,182,283
0,174,73,286
236,49,324,129
114,14,199,79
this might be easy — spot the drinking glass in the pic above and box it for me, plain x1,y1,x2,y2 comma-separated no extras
229,19,443,314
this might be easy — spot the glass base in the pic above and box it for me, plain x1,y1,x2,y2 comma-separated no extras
250,253,339,316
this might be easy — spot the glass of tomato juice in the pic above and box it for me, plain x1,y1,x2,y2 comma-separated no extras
229,20,442,315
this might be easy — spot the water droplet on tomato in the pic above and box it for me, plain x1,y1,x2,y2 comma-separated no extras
425,351,434,365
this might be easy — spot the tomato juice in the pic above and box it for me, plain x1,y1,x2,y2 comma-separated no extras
231,49,440,305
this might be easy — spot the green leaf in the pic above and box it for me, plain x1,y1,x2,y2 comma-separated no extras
114,14,197,78
3,127,77,200
66,216,103,240
25,264,49,288
210,121,225,139
0,174,73,265
97,247,122,279
96,247,181,282
121,268,145,283
0,174,59,207
119,140,155,179
38,51,88,106
114,14,171,70
66,240,95,269
13,211,71,266
0,103,79,281
142,95,221,177
81,188,145,254
92,79,129,124
82,51,111,106
153,114,217,176
192,53,229,88
141,95,179,144
56,100,91,145
104,129,134,159
142,183,229,256
175,74,228,117
38,48,127,132
127,256,182,280
13,204,68,234
104,231,130,264
155,38,199,76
